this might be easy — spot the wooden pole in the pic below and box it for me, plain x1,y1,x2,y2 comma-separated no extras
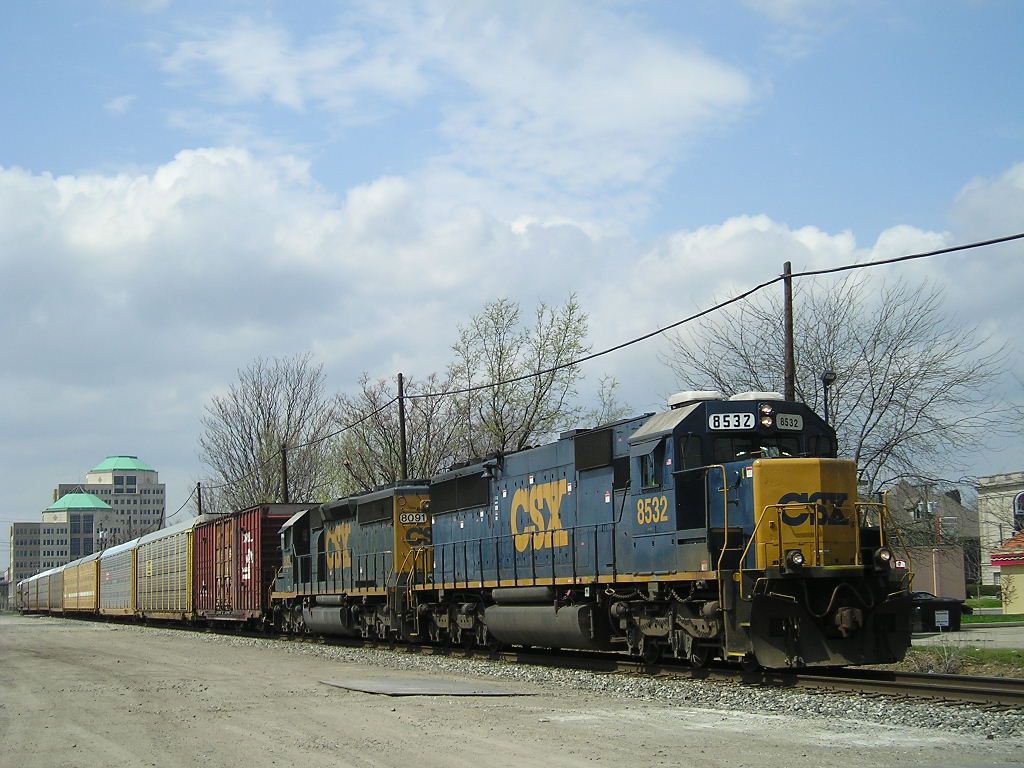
783,261,796,401
398,373,408,481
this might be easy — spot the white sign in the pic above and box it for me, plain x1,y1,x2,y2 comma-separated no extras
777,413,803,431
708,412,755,430
399,512,428,524
934,609,950,628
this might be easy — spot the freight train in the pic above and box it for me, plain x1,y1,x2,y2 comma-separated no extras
16,390,913,669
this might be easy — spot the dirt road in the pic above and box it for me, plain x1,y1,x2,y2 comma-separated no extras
1,613,1020,768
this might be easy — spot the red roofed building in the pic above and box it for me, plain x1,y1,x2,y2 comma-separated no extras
977,472,1024,587
991,530,1024,614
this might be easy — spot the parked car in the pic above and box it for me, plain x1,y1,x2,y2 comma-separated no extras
910,591,972,632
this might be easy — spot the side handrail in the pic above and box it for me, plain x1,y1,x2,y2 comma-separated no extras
429,521,613,587
856,499,913,590
707,465,730,612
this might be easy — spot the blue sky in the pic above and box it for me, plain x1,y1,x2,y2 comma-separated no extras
2,1,1023,573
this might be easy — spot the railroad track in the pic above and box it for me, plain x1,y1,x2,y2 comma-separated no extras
62,615,1024,710
785,667,1024,709
275,632,1024,709
402,643,1024,709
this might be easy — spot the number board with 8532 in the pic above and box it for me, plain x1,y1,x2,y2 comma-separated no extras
708,412,754,430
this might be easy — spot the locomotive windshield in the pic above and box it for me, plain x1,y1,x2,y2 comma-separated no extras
709,435,836,462
712,436,800,462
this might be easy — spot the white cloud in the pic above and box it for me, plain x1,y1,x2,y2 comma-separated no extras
415,3,751,190
161,2,753,224
6,150,1018,405
104,94,136,115
162,18,427,113
742,0,840,25
741,0,852,60
4,144,1021,548
950,163,1024,243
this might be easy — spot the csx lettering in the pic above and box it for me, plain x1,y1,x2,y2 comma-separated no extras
511,479,569,553
778,492,850,526
325,522,353,569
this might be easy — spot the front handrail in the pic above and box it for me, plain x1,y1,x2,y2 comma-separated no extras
736,502,840,600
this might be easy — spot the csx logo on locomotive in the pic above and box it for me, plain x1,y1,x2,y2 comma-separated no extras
778,492,850,526
510,478,569,552
325,522,353,569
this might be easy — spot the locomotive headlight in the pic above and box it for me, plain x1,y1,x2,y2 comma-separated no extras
874,548,894,567
760,415,774,428
785,549,805,571
760,403,775,416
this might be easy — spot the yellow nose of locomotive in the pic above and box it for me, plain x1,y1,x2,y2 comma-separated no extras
751,458,859,570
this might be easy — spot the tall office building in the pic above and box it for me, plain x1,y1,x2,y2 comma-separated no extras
8,455,166,583
9,522,43,583
54,455,166,544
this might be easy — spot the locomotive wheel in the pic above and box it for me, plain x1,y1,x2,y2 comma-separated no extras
688,644,711,668
642,638,662,664
291,606,306,634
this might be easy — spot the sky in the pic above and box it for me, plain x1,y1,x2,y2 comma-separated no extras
2,0,1023,575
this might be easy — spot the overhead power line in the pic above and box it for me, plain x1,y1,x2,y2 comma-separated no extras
404,231,1024,402
794,232,1024,279
215,230,1024,496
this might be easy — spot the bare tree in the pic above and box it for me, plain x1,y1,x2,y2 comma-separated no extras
663,275,1013,493
586,374,632,426
449,295,590,456
198,354,335,511
328,372,464,494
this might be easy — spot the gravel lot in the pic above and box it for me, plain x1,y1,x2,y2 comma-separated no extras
2,612,1022,768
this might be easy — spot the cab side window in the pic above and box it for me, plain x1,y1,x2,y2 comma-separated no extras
636,439,665,488
678,434,703,469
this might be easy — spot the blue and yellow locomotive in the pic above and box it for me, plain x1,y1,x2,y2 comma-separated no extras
271,390,911,669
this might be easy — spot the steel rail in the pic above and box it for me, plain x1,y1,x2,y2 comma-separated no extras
787,668,1024,709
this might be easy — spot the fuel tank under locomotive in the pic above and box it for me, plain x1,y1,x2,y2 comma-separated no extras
482,587,614,650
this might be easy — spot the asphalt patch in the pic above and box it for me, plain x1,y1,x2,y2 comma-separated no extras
320,678,535,696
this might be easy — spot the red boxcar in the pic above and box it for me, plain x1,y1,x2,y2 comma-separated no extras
194,504,308,625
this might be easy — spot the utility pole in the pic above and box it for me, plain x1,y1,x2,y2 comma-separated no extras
196,482,203,516
783,261,795,401
398,372,408,481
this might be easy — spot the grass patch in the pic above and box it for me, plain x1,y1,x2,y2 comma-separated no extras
901,645,1024,677
963,613,1024,623
966,598,1002,609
